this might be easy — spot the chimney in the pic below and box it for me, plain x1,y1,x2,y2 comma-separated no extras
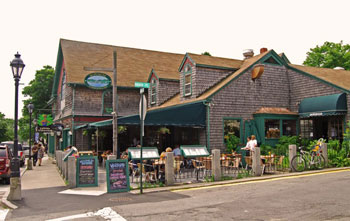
260,48,268,54
243,49,254,59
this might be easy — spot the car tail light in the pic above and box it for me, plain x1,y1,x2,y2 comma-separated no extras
20,152,23,157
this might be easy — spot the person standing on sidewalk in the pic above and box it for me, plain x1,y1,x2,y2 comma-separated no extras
37,143,45,166
32,142,39,166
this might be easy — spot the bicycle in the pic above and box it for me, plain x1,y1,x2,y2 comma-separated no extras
291,138,326,172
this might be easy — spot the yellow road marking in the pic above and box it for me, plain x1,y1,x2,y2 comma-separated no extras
172,168,350,192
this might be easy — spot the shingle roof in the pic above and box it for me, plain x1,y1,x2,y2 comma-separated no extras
60,39,184,87
149,50,270,110
187,53,243,69
290,64,350,91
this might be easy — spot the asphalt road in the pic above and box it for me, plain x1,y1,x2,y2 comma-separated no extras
6,170,350,221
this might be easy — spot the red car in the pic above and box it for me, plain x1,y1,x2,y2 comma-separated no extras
0,145,12,184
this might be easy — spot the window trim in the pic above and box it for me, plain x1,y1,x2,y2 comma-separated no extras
101,89,113,115
150,78,157,104
60,69,66,101
183,64,192,97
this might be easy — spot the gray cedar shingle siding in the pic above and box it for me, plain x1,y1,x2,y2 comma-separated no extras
209,64,346,151
158,80,179,105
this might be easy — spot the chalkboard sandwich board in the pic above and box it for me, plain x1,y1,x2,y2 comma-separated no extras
76,156,98,187
106,159,130,193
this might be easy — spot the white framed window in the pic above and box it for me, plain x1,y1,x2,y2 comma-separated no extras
183,64,192,96
151,78,157,104
60,70,66,111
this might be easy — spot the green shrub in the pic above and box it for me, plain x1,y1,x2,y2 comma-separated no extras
260,144,273,155
225,134,240,153
275,136,298,156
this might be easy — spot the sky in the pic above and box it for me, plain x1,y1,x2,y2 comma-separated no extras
0,0,349,119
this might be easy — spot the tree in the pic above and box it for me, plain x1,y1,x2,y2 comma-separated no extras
19,65,55,142
201,51,212,56
303,41,350,70
0,112,13,142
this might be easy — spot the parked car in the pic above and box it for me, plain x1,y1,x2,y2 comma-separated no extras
23,145,30,158
0,141,25,167
0,145,11,184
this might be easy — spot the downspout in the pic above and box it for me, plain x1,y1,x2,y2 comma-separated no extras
203,100,211,151
72,85,76,146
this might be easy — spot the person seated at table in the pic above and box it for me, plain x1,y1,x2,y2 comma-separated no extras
160,147,172,160
121,148,128,159
173,145,181,156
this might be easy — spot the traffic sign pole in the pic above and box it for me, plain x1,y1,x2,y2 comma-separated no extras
140,88,144,194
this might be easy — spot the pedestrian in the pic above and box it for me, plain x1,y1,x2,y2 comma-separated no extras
32,142,38,166
37,143,45,166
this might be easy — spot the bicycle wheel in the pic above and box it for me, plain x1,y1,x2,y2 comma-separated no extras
313,154,325,169
291,155,306,172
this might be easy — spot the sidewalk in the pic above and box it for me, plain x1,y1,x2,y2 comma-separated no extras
21,156,65,190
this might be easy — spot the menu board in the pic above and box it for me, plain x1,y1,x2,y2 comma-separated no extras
106,159,130,193
128,147,160,160
77,156,98,187
180,146,209,158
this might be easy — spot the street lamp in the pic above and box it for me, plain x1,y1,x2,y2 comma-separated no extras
27,103,34,170
8,52,25,201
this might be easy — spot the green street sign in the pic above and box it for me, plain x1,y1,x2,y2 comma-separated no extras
134,82,150,88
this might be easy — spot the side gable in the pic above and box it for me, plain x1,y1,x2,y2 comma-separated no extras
147,69,159,83
178,53,195,72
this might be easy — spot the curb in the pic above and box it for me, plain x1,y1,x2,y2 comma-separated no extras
1,166,28,210
130,166,350,194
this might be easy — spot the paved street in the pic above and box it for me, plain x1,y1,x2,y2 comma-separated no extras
5,167,350,220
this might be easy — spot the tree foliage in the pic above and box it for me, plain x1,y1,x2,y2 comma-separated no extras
0,112,14,142
19,65,55,142
303,41,350,70
201,51,212,56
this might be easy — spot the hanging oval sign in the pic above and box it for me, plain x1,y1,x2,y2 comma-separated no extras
84,73,112,89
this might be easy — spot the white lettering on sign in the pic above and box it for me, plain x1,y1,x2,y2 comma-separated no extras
309,112,323,117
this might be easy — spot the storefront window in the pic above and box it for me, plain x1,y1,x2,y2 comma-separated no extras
328,116,344,140
300,119,313,139
223,119,241,140
265,119,280,139
282,120,297,136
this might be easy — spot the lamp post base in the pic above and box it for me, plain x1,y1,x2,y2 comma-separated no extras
27,158,33,170
7,177,22,201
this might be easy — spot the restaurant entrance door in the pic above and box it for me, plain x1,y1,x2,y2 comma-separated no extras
313,118,328,140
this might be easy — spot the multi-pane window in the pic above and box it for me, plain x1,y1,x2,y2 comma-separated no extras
103,90,113,114
265,119,280,139
300,119,313,139
60,70,66,100
328,116,343,140
151,78,157,104
282,120,297,136
184,64,192,96
224,119,241,139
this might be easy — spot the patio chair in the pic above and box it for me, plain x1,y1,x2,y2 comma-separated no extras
245,156,252,170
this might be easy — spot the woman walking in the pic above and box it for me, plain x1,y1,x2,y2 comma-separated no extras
37,143,45,166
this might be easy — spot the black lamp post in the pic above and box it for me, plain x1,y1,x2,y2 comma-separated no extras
27,103,34,169
10,52,25,178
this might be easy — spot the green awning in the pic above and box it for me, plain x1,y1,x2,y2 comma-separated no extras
299,93,347,118
85,101,206,128
74,124,88,130
119,101,206,127
90,119,113,128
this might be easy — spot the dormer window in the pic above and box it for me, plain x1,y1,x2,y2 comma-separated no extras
184,64,192,96
151,78,157,104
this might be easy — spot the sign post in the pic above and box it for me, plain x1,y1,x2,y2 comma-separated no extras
135,82,148,194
